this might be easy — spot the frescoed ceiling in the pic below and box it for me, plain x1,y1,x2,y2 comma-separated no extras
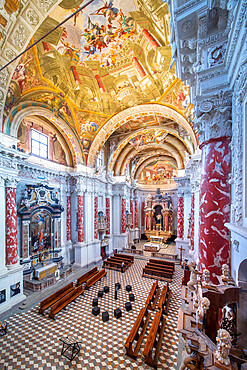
1,0,196,187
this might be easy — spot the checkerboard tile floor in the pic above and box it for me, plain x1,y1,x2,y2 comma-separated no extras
0,259,183,369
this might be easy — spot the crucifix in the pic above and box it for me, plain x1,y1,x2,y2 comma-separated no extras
178,245,185,265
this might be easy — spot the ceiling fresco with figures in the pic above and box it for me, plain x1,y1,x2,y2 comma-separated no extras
2,0,196,187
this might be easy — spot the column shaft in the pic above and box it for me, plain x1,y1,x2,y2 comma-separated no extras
134,200,138,228
78,194,84,243
66,195,71,241
106,197,110,235
94,196,98,239
121,198,126,233
177,196,184,239
6,186,18,266
130,200,134,229
199,137,231,282
191,193,195,250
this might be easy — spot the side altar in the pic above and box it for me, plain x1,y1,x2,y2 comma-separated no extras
144,189,173,242
17,184,72,291
143,236,164,252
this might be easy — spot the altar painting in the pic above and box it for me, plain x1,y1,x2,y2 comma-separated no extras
30,210,52,255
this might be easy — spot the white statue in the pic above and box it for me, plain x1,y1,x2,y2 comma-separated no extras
196,296,210,322
215,329,231,366
221,263,230,283
187,261,200,293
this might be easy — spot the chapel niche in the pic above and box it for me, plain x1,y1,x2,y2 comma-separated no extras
144,188,173,242
18,184,64,279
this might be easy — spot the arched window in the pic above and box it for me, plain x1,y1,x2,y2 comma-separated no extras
31,129,48,159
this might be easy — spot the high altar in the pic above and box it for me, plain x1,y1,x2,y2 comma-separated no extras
144,189,173,242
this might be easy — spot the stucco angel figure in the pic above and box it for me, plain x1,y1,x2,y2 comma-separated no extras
179,340,200,370
187,261,201,293
215,329,231,366
221,264,231,283
196,296,210,323
202,269,218,291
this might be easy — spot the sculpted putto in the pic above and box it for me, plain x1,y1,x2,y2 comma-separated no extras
215,329,231,366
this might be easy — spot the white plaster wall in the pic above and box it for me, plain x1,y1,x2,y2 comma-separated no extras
227,227,247,282
184,192,191,239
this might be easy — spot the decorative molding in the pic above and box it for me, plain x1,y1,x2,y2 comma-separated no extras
230,64,247,225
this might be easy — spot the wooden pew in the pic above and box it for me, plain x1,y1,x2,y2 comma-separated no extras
124,303,151,359
112,255,133,265
145,262,174,274
114,253,134,263
143,309,166,369
157,283,171,314
145,280,160,310
143,266,173,281
49,285,83,320
39,282,74,315
103,259,128,272
107,256,131,268
149,259,175,271
85,269,107,289
75,267,98,287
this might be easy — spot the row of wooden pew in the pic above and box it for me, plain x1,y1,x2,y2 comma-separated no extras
125,280,171,369
142,258,175,281
39,267,107,320
103,253,134,272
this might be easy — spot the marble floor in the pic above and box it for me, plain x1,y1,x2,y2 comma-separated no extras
0,258,182,370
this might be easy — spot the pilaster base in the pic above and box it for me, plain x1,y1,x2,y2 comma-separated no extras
112,233,129,252
134,228,140,241
74,240,102,268
0,264,26,315
129,229,135,244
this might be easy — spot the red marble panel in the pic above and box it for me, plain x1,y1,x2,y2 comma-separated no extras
6,187,18,265
130,200,134,229
121,198,126,233
94,196,98,239
199,137,231,283
66,196,71,241
134,200,138,229
191,193,195,251
177,197,184,239
78,195,84,243
106,197,110,235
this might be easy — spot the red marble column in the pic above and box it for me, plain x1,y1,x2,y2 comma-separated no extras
132,57,146,79
166,213,169,232
106,197,110,235
134,200,138,228
199,137,231,283
94,196,98,239
190,193,195,251
78,194,84,243
95,75,106,92
141,201,145,229
177,196,184,239
130,200,134,229
142,29,161,48
6,185,18,266
66,195,71,241
121,198,126,233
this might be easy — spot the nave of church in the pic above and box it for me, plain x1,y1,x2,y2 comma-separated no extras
0,0,247,368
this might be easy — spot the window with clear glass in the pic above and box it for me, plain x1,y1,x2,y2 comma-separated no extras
31,129,48,159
